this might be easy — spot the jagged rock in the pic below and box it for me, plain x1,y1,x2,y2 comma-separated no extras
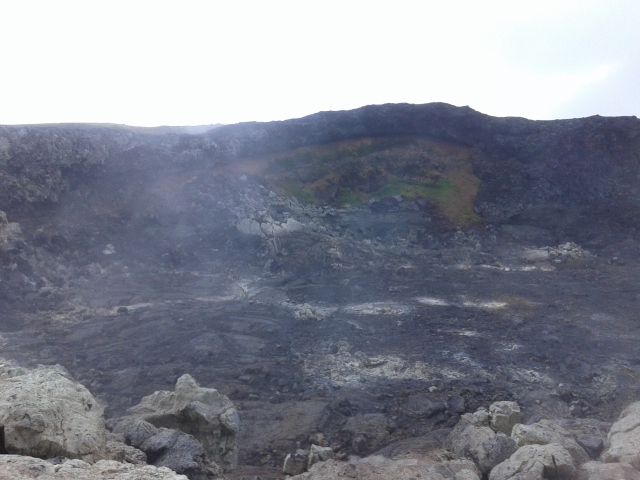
0,359,106,462
283,449,309,475
307,444,334,469
289,455,481,479
445,413,518,474
511,419,590,465
489,443,576,480
489,401,522,436
0,455,188,479
577,461,640,480
602,400,640,468
124,374,239,472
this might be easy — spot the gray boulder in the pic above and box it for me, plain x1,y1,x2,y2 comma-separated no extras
511,419,590,465
602,400,640,468
489,443,576,480
446,413,518,474
125,374,240,472
0,360,106,462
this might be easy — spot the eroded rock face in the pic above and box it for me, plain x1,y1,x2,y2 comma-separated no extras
602,400,640,468
0,455,188,480
124,374,240,472
0,359,106,462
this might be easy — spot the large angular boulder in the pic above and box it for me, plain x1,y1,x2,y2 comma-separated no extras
511,419,590,465
0,360,106,462
602,400,640,468
0,455,188,479
489,443,576,480
124,374,240,472
446,413,518,474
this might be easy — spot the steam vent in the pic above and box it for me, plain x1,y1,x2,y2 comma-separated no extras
1,103,640,479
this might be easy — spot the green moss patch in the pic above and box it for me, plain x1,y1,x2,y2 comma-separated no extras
258,136,481,225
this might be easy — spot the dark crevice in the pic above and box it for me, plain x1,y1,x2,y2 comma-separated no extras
0,426,7,454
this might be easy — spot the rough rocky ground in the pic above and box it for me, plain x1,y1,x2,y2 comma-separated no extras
1,104,640,477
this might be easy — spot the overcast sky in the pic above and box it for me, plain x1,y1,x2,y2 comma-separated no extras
1,0,638,126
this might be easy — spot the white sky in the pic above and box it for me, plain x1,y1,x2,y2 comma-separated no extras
0,0,638,126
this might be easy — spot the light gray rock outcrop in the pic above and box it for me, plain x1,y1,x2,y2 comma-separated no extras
602,400,640,468
124,374,240,472
0,360,106,462
446,413,518,474
489,443,576,480
511,419,590,465
0,455,188,479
